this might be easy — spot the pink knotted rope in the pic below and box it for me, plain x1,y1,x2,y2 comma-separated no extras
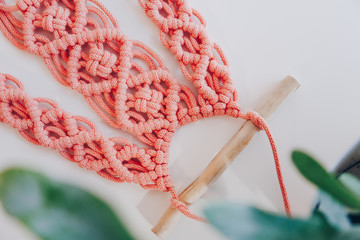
0,0,291,219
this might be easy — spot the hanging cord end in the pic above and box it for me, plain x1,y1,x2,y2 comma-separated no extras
238,111,292,217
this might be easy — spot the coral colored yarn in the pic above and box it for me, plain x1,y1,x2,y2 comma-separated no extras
0,0,291,219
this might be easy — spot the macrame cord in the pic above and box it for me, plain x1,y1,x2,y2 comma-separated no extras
0,0,291,220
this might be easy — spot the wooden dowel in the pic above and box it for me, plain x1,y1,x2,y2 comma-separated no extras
152,76,300,238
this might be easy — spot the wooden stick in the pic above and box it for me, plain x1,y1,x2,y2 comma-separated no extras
152,76,300,238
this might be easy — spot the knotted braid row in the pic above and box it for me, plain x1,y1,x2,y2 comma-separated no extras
0,73,174,191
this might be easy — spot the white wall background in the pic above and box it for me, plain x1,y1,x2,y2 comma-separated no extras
0,0,360,239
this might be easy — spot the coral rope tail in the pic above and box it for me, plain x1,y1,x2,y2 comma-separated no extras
239,111,291,217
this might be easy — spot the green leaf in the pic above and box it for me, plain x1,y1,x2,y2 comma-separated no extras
338,173,360,224
204,202,338,240
292,151,360,210
0,168,134,240
339,174,360,199
316,191,351,230
334,227,360,240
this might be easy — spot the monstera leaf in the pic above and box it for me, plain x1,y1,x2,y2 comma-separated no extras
0,168,134,240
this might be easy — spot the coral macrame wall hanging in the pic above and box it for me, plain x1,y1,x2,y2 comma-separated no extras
0,0,298,235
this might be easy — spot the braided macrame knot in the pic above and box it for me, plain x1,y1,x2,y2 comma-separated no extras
134,87,163,114
42,6,70,32
170,196,207,222
170,197,188,211
86,48,117,78
16,0,40,11
241,111,266,130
